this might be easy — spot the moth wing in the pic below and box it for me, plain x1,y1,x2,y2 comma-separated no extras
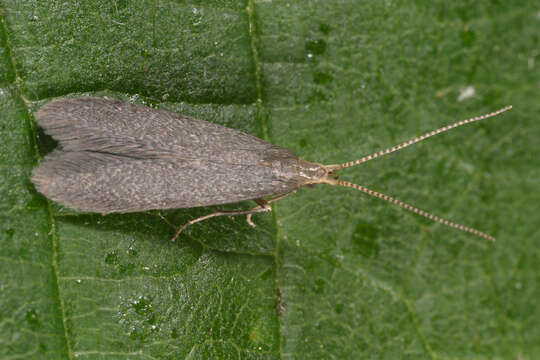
33,97,301,212
34,97,275,158
32,151,299,213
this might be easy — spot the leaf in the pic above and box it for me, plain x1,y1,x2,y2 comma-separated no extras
1,1,539,359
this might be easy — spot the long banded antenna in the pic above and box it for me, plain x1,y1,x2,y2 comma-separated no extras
327,179,496,241
327,105,512,171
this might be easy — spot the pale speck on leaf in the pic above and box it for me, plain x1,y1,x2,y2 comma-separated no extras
458,86,476,102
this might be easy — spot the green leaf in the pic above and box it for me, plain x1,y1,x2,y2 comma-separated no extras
1,1,539,359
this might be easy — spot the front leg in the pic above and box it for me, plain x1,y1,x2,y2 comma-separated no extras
245,191,297,227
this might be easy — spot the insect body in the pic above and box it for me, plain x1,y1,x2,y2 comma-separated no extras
32,97,511,241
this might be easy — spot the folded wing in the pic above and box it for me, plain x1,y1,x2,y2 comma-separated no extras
35,97,278,159
32,150,298,213
32,98,299,212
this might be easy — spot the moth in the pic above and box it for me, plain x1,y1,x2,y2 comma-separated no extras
31,97,512,241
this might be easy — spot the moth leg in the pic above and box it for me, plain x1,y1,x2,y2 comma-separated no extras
246,190,297,226
246,198,271,227
172,202,271,242
172,191,297,241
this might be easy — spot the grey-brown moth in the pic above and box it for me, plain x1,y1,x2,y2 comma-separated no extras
31,97,512,240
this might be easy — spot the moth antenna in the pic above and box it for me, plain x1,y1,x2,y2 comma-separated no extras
325,178,496,241
327,105,512,171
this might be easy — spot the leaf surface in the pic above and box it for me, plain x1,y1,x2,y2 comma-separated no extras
1,0,538,359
